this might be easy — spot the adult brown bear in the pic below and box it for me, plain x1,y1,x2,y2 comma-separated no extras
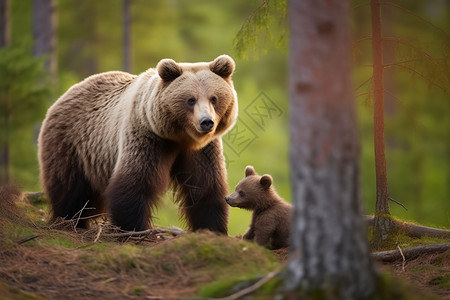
38,55,238,233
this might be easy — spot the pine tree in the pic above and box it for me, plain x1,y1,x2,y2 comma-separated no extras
285,0,377,298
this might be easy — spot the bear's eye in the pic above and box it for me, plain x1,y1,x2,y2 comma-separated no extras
239,191,245,197
187,98,196,107
210,96,217,105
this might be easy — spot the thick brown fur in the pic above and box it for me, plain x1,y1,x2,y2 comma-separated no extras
225,166,292,249
38,55,238,233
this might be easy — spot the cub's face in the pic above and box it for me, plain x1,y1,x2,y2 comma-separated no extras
225,166,273,210
154,55,238,149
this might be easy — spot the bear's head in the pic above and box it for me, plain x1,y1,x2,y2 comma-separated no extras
149,55,238,150
225,165,275,210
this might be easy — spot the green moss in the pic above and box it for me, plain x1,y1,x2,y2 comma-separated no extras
199,277,252,298
428,276,450,288
368,221,450,251
40,236,78,248
24,193,47,209
16,204,47,227
129,284,146,296
2,224,38,246
201,271,440,300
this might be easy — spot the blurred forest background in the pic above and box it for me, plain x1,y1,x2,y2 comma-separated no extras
1,0,448,236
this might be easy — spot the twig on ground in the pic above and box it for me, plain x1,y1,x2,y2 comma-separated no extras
94,224,103,243
15,234,39,245
397,245,406,271
73,200,90,231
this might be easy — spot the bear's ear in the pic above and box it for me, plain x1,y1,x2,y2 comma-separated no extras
210,55,235,79
157,59,183,82
260,175,273,190
245,165,256,177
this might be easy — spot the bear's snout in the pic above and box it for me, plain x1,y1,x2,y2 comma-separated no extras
200,117,214,132
225,196,233,205
225,195,238,207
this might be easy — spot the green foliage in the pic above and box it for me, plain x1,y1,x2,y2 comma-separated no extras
233,0,287,59
0,46,50,130
0,45,51,189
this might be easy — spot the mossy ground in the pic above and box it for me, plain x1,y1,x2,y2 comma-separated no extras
0,187,448,299
0,187,280,299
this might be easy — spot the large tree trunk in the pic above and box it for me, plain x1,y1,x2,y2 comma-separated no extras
0,0,10,185
371,0,394,248
33,0,57,78
285,0,377,298
122,0,132,72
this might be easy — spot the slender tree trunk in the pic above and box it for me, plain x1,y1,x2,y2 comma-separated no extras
123,0,132,72
33,0,57,79
371,0,394,248
0,0,10,185
0,0,9,47
286,0,377,298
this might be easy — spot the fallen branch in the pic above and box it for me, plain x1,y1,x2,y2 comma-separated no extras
372,243,450,262
102,227,185,238
216,251,301,300
364,215,450,239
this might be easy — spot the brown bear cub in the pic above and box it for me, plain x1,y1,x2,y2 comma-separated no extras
225,166,292,249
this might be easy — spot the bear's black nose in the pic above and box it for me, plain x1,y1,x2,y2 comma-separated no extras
200,117,214,132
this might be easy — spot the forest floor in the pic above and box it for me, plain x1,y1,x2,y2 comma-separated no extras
0,186,449,300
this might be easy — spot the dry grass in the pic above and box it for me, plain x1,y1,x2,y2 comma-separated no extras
1,185,448,299
0,185,280,299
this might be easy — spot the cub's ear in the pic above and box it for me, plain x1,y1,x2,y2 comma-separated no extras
245,165,256,177
157,59,183,82
260,175,273,190
210,55,235,79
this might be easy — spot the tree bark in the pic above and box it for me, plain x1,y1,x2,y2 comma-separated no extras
286,0,377,298
122,0,132,72
33,0,57,78
371,0,394,248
